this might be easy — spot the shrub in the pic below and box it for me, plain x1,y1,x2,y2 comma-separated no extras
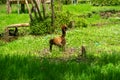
55,11,71,28
30,18,53,35
68,17,89,28
61,0,71,4
76,18,88,28
0,0,6,4
30,11,71,35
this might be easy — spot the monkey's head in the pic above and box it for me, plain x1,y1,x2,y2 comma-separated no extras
61,24,67,32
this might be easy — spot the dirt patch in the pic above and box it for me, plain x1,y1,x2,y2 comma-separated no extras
91,10,120,27
91,21,120,27
35,47,87,62
99,10,120,19
78,10,120,19
37,47,81,54
0,30,19,42
35,46,86,59
0,35,18,42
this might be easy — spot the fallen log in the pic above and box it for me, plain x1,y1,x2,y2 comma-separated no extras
5,23,30,32
6,23,30,28
0,23,30,42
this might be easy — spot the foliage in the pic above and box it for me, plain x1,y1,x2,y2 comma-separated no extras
75,18,89,28
91,0,120,6
61,0,71,4
0,0,6,4
30,11,71,35
30,18,53,35
55,11,71,28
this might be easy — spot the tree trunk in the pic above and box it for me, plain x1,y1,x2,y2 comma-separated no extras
21,4,25,13
7,0,11,14
42,0,46,19
25,0,33,21
51,0,54,28
31,0,38,19
17,0,20,14
33,0,43,20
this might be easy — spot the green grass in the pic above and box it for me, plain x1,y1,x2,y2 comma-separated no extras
92,5,120,12
63,4,92,14
0,24,119,55
0,4,29,32
0,4,120,80
63,4,120,25
0,53,120,80
63,4,120,14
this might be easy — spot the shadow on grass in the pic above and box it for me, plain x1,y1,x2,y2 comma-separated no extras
0,52,120,80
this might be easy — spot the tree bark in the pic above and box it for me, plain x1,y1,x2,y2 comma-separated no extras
51,0,54,27
33,0,43,20
25,0,33,21
17,0,20,14
21,4,25,13
6,23,30,29
31,0,38,19
7,0,11,14
42,0,46,19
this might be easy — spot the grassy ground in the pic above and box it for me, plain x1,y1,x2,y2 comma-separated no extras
0,4,29,33
0,4,120,80
63,4,120,14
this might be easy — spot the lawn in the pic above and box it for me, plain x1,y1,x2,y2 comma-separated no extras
0,3,120,80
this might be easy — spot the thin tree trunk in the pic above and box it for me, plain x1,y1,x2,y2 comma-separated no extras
33,0,43,20
7,0,11,14
51,0,54,27
42,0,46,19
17,0,20,14
25,0,33,21
31,0,38,19
21,4,25,13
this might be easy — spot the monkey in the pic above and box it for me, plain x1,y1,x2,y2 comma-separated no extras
49,24,67,52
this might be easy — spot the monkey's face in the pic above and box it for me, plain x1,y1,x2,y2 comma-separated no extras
62,24,68,31
64,26,67,31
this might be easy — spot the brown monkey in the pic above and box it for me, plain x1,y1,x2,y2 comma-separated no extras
49,24,67,52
